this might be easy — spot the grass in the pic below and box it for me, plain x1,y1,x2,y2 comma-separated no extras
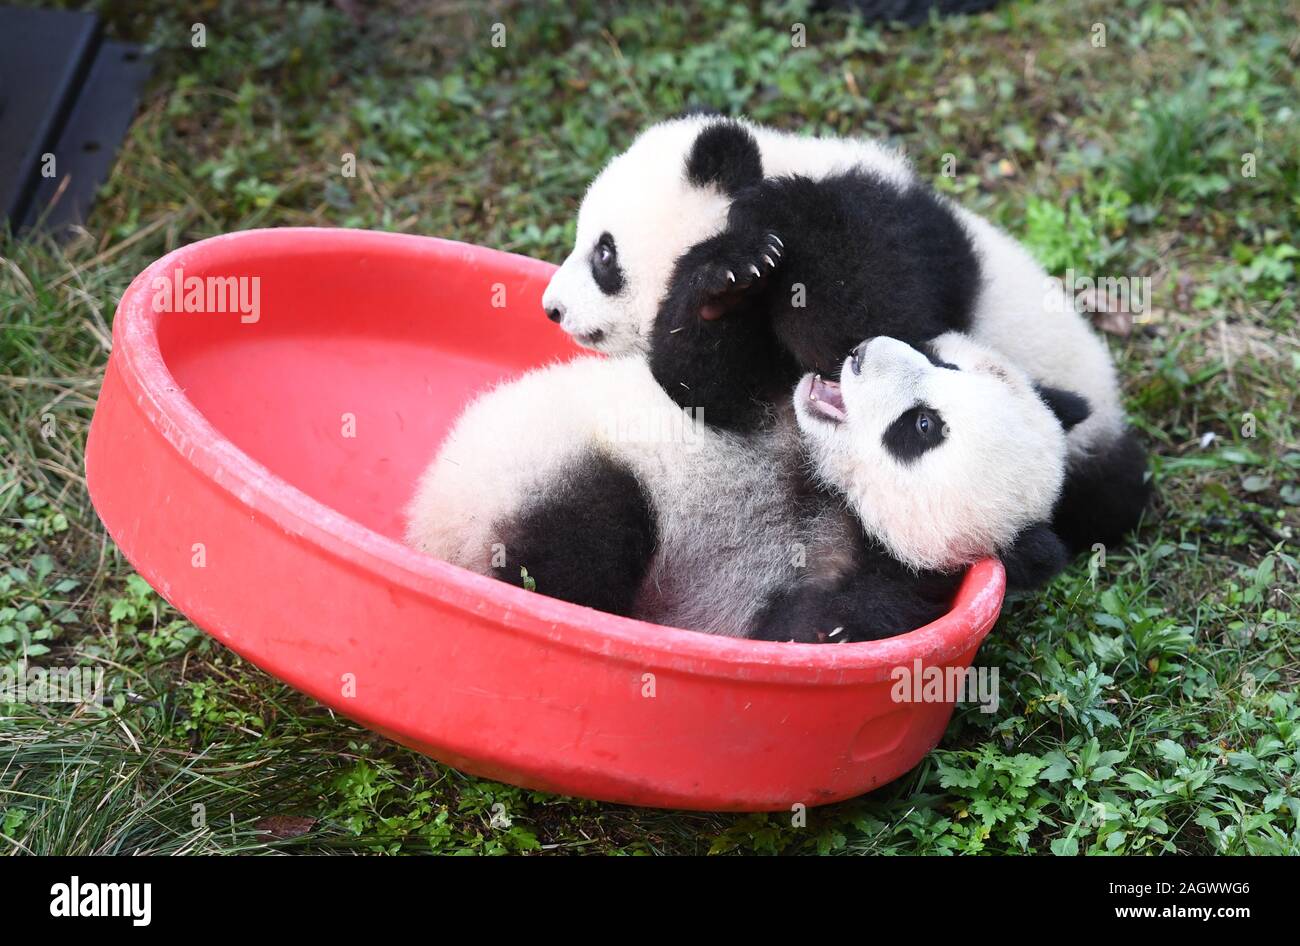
1,0,1297,854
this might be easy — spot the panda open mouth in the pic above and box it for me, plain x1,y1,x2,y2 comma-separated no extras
805,375,847,423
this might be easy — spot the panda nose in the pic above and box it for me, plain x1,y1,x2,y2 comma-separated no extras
545,303,565,324
850,341,868,376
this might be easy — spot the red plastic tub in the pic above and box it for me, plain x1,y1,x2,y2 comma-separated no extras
85,228,1004,811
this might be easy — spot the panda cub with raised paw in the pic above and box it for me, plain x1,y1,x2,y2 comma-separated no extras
405,333,1088,643
540,113,1150,555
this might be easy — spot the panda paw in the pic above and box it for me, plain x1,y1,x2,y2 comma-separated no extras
684,230,785,321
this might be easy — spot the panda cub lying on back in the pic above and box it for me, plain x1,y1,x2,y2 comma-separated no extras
406,333,1087,643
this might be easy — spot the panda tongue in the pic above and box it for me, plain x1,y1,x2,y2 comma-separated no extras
808,375,846,422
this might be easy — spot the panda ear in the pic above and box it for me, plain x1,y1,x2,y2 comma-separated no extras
1001,523,1069,591
685,121,763,195
1033,383,1091,432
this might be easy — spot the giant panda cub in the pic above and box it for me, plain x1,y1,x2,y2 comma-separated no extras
540,113,1150,554
405,332,1088,643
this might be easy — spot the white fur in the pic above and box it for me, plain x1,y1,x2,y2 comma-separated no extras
405,355,814,636
541,115,1126,463
951,207,1125,455
542,115,911,355
408,337,1072,633
794,334,1068,573
541,121,733,354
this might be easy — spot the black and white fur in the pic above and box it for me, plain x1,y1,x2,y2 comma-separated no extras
406,334,1086,643
540,114,1149,553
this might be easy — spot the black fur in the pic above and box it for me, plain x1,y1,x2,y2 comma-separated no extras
684,121,764,196
753,515,1071,643
1051,429,1151,554
881,406,946,464
1034,383,1091,432
488,429,968,644
916,341,960,371
730,171,980,375
589,232,625,296
650,166,980,432
751,531,962,643
655,135,1149,551
1000,523,1069,591
492,451,657,615
649,229,798,431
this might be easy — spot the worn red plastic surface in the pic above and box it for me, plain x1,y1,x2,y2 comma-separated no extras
84,228,1005,811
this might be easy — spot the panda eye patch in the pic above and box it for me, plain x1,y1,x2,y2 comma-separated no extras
590,232,625,296
882,405,946,464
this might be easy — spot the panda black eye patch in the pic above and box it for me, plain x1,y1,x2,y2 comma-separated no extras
882,405,946,464
589,232,626,296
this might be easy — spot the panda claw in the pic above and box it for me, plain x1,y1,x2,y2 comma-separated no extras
768,234,784,249
749,264,761,279
726,270,736,284
762,254,775,268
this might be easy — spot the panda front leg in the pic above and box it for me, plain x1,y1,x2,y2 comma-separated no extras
750,564,963,643
691,177,886,380
490,451,658,617
649,228,797,434
1052,427,1152,554
661,227,786,323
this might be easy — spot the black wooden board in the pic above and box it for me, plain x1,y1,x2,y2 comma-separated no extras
0,5,150,234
